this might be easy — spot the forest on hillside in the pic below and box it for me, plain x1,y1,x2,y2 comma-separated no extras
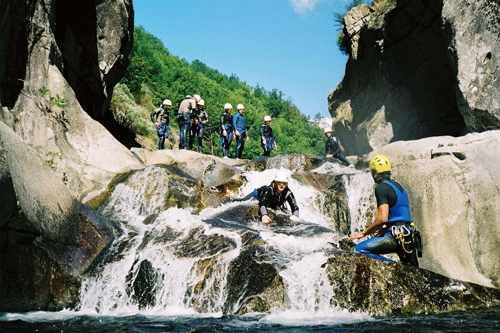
110,26,325,160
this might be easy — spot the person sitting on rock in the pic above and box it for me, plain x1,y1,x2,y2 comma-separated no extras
150,99,171,150
260,115,277,156
348,155,421,267
324,127,351,166
254,171,300,223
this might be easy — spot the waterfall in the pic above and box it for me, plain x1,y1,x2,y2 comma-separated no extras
77,162,375,319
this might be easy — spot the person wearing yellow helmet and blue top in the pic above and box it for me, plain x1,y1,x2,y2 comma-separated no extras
348,155,421,267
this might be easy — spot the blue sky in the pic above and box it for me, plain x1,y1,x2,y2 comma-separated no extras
133,0,349,118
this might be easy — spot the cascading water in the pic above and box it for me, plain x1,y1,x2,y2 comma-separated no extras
77,162,375,321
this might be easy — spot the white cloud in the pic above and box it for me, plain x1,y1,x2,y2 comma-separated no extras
289,0,326,15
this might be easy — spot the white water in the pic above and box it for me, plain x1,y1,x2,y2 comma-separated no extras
76,163,375,323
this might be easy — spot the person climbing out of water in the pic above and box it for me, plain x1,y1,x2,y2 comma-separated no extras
189,99,209,153
150,99,171,150
348,155,422,267
260,115,277,156
220,103,234,158
233,103,248,159
255,170,300,223
324,127,351,166
177,94,200,149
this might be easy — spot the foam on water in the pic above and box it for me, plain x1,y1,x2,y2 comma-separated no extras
74,164,377,322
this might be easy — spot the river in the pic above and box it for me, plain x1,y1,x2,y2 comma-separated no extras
1,160,499,332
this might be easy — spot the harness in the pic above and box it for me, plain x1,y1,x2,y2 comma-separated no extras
391,223,414,254
382,181,422,257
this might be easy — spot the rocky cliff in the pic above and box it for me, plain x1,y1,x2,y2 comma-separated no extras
329,0,500,156
0,0,140,310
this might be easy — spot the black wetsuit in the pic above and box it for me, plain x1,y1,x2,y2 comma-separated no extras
325,136,351,166
257,185,299,218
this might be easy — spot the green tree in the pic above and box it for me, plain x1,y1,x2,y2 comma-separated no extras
112,26,326,160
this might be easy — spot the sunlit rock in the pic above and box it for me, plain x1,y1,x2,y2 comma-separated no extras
0,122,115,276
325,253,500,316
243,154,326,172
368,130,500,288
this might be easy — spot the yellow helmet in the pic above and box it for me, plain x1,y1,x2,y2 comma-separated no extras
369,155,391,175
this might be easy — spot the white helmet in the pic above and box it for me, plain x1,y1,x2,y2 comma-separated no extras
264,115,271,122
198,99,205,106
163,99,172,106
274,170,289,183
324,127,332,134
193,94,201,103
224,103,233,110
237,103,244,110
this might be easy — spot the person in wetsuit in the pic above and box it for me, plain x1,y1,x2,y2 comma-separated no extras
324,127,351,166
233,104,248,159
220,103,234,158
189,99,209,153
348,155,420,267
150,99,172,150
256,171,300,223
260,115,277,156
177,94,200,149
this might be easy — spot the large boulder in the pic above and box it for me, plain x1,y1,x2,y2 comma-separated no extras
328,0,500,156
0,122,115,275
131,148,246,187
365,130,500,288
0,0,140,202
325,253,500,316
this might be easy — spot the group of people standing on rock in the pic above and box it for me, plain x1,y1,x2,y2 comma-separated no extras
150,94,208,152
150,94,277,159
219,103,278,159
151,94,353,168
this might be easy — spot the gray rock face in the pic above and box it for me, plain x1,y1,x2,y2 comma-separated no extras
0,122,115,275
0,0,136,311
0,0,133,119
367,130,500,289
329,0,500,156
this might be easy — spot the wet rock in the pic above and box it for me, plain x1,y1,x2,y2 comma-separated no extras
126,259,158,309
172,226,237,259
244,154,326,172
223,248,282,315
0,228,81,312
293,172,351,233
325,253,500,316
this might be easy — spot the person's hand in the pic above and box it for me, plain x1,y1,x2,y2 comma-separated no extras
235,131,240,136
261,215,271,223
245,136,249,141
326,154,333,158
348,232,364,242
290,215,300,222
222,130,227,137
274,144,278,151
262,138,267,145
154,121,160,127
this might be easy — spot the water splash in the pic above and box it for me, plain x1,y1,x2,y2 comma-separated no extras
77,162,376,321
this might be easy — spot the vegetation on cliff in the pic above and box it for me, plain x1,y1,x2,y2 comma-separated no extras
111,26,324,159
